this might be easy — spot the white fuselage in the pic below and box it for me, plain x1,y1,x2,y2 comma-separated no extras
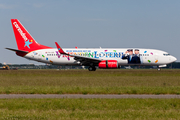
24,48,177,67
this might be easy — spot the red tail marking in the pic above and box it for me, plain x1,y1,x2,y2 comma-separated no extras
11,19,52,52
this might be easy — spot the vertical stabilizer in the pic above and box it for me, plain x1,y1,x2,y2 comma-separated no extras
11,19,52,52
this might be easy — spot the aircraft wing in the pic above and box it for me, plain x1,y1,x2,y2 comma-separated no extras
55,42,102,66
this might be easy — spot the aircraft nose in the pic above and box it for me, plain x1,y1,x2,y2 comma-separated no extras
171,56,177,62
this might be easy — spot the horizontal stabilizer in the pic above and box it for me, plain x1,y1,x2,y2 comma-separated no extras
5,48,29,53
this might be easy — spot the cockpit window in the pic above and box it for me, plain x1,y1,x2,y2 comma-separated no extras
163,53,170,56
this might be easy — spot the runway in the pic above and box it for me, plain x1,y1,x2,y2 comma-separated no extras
0,94,180,99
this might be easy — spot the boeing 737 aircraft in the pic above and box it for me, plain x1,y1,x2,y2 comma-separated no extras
6,19,177,71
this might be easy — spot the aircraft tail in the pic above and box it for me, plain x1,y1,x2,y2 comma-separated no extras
11,19,52,52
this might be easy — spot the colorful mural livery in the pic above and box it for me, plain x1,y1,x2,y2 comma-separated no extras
6,19,177,71
122,49,141,64
42,49,162,65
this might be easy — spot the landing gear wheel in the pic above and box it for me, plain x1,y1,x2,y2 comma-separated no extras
92,67,96,71
88,67,93,71
88,66,96,71
157,68,161,71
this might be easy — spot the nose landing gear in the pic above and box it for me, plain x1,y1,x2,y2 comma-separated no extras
157,68,161,71
157,65,161,71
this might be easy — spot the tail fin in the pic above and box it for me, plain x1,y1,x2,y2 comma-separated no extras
11,19,52,52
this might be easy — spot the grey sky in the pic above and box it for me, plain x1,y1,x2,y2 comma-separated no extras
0,0,180,64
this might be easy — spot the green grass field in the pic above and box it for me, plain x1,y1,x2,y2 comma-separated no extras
0,69,180,94
0,98,180,119
1,69,180,119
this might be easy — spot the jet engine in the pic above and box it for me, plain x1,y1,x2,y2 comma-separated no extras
98,60,118,69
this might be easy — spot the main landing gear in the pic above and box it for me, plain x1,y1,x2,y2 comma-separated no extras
88,66,96,71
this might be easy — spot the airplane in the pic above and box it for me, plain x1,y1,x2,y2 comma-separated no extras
6,19,177,71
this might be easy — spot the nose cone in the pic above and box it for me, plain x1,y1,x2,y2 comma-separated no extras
171,56,177,62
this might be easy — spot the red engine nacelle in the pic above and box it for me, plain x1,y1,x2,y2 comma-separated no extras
98,60,118,69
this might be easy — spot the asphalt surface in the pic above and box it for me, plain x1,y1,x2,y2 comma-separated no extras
0,94,180,99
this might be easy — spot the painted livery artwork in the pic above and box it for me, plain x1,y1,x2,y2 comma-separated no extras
6,19,177,71
122,49,142,64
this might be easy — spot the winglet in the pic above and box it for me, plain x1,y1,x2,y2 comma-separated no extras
55,42,66,54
